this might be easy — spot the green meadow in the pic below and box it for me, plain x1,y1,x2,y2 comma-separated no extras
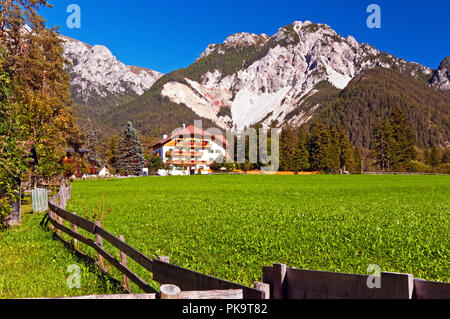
0,197,124,299
1,174,448,297
66,175,449,291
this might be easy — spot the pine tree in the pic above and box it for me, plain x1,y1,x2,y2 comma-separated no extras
336,124,354,172
117,122,145,176
295,128,310,171
86,119,102,174
353,146,362,174
308,123,338,172
423,148,432,166
389,107,417,170
279,124,299,171
373,118,394,171
430,146,442,167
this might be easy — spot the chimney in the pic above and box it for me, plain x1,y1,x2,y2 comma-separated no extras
182,124,186,129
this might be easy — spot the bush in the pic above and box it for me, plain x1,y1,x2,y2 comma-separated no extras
437,163,450,174
406,160,432,173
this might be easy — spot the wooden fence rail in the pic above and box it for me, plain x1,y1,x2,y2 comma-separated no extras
47,184,264,299
263,264,450,299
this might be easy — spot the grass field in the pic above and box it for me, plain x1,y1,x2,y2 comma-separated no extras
62,175,449,292
0,197,124,299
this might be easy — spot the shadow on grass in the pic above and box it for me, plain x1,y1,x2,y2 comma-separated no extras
40,213,126,295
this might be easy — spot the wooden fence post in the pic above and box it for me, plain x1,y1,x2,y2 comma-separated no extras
158,256,170,263
120,235,130,292
72,213,78,248
48,198,55,231
254,281,270,299
55,194,63,236
160,284,181,299
95,221,105,270
273,263,287,299
381,272,414,299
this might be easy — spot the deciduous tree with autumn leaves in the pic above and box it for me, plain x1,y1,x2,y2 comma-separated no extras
1,0,80,222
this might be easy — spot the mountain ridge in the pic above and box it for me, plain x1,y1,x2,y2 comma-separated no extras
61,21,450,148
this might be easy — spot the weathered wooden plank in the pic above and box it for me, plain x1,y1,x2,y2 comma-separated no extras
35,293,156,300
49,218,94,248
285,267,382,299
413,279,450,299
91,242,157,294
254,282,270,299
119,235,130,292
95,221,105,270
49,219,156,294
179,289,243,299
273,264,287,299
94,226,154,273
49,202,96,233
262,266,273,285
152,259,263,299
380,272,414,299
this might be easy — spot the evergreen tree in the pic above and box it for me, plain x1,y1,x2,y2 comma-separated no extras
353,146,362,174
430,146,442,167
308,123,338,172
117,122,145,176
423,148,432,166
295,128,310,171
86,119,102,174
442,148,450,164
336,124,354,172
373,118,394,172
279,124,299,171
389,107,417,170
373,108,417,171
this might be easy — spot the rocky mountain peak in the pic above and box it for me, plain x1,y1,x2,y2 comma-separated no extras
431,57,450,91
160,21,439,131
61,36,163,105
223,32,270,48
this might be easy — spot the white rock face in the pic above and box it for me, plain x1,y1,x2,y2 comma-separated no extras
431,57,450,91
162,21,434,131
60,35,163,105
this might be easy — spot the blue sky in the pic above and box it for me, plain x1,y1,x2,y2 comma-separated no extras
40,0,450,74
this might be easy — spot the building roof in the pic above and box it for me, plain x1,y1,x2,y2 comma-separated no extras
150,125,228,150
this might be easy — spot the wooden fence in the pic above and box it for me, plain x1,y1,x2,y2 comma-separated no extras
5,196,21,227
262,264,450,299
47,184,449,300
47,184,266,299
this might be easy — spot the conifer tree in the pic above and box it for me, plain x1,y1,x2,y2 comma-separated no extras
373,118,394,171
389,107,416,170
279,124,299,171
308,123,338,172
295,128,310,171
117,122,145,176
86,119,102,174
336,124,354,172
430,146,442,167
